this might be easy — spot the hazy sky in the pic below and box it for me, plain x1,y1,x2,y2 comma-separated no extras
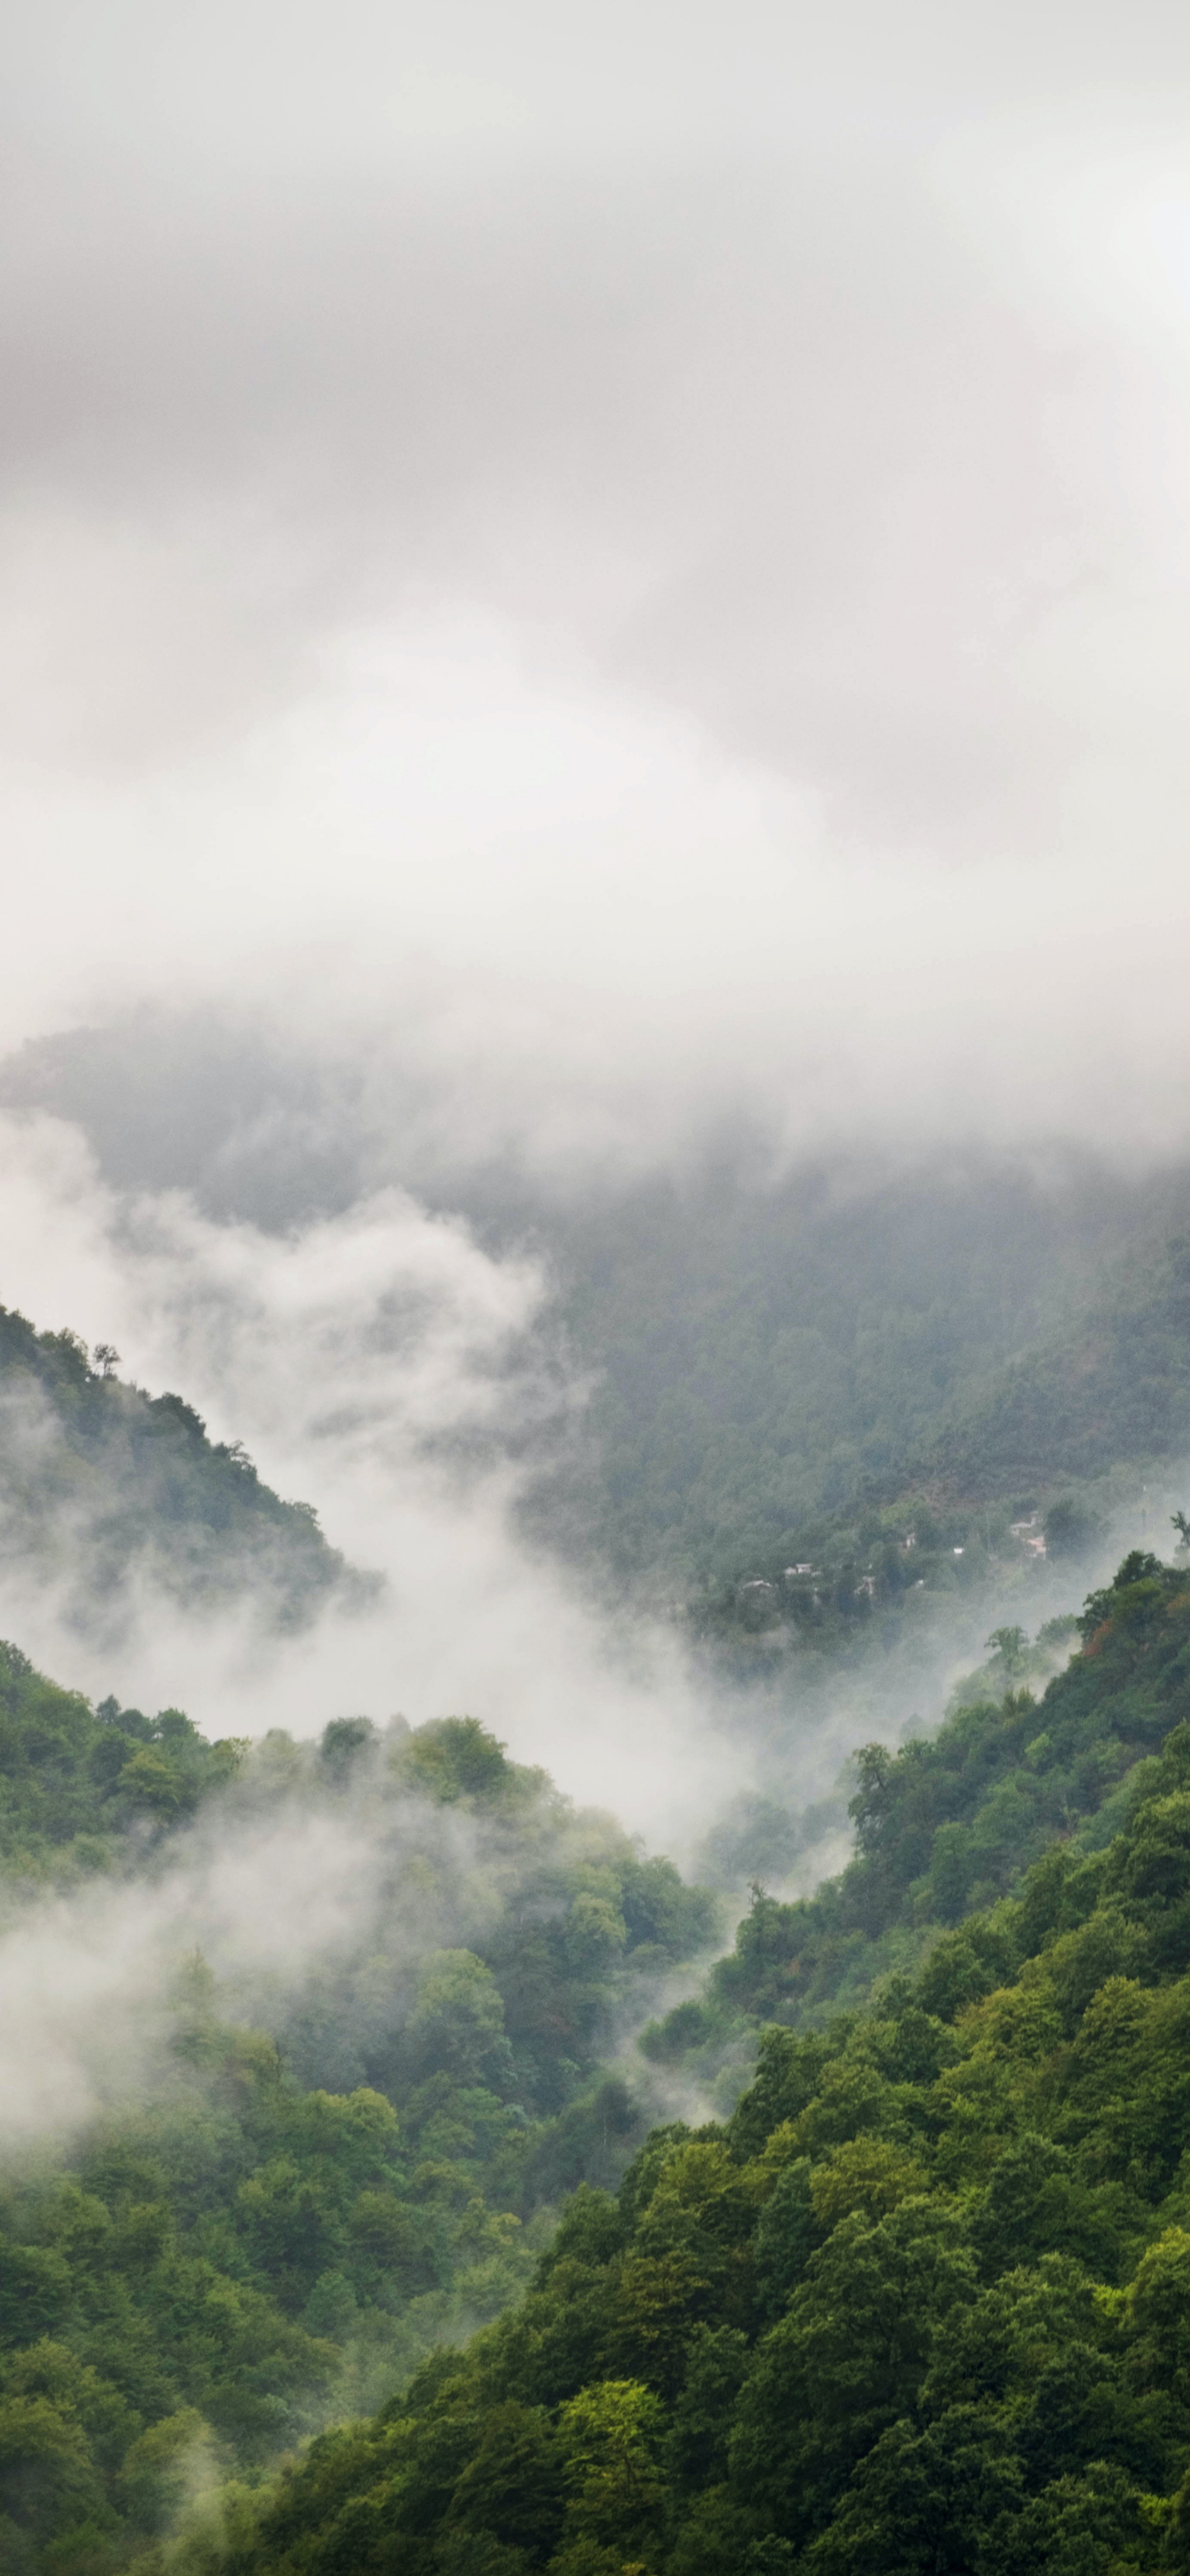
4,0,1190,1170
17,6,1190,2163
6,2,1190,1816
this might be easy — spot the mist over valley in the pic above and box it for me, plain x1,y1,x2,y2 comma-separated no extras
8,4,1190,2569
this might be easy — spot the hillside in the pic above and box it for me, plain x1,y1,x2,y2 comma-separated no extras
6,1556,1190,2572
0,1636,244,1882
8,1017,1190,1597
528,1154,1153,1590
215,1694,1190,2576
652,1548,1190,2096
0,1304,365,1633
0,1644,721,2574
917,1227,1190,1503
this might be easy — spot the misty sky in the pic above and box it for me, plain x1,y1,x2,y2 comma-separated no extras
5,2,1190,1810
2,0,1190,1168
18,3,1190,2166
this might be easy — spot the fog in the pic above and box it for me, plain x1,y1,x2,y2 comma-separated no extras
3,2,1190,1166
3,3,1190,2172
0,1109,763,1850
0,1703,732,2153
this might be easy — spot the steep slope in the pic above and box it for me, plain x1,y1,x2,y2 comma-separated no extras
4,1016,1182,1591
0,1304,365,1633
654,1549,1190,2086
0,1649,722,2574
225,1712,1190,2576
917,1226,1190,1501
531,1153,1147,1586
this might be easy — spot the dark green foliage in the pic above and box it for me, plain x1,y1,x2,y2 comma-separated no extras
216,1735,1190,2576
0,1301,364,1630
0,1649,722,2574
0,1642,244,1878
521,1154,1152,1588
649,1552,1190,2075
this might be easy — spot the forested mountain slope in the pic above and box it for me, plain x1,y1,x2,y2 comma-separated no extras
653,1550,1190,2089
0,1646,719,2572
11,1561,1190,2569
604,1215,1190,1687
9,1014,1190,1598
918,1227,1190,1502
528,1155,1153,1588
0,1636,244,1879
221,1702,1190,2576
0,1305,365,1633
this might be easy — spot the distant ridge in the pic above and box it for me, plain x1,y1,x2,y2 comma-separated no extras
0,1301,375,1632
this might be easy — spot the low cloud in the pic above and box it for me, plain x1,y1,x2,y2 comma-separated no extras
0,1109,748,1843
1,6,1190,1176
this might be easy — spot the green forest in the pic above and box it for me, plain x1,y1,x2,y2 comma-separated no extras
11,1549,1190,2568
0,1304,365,1633
10,1070,1190,2572
7,1,1190,2563
0,1638,718,2573
519,1164,1190,1603
226,1691,1190,2576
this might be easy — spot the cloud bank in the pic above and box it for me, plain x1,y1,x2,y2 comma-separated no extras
0,1109,754,1843
2,1,1190,1176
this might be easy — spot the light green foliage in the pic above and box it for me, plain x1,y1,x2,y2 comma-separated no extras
0,1644,246,1882
558,2379,666,2554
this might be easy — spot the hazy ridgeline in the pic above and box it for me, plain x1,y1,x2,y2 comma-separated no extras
0,1301,368,1646
10,1011,1190,1598
6,1018,1190,1875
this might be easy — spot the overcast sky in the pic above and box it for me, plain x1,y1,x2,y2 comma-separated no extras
16,5,1190,2078
2,1,1190,1171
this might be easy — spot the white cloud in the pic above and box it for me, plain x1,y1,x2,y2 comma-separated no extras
0,1110,746,1841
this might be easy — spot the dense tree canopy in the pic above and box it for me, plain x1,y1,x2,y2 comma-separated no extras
649,1550,1190,2089
216,1711,1190,2576
0,1304,365,1633
0,1655,719,2574
11,1554,1190,2570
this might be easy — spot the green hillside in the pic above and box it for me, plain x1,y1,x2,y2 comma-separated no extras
523,1154,1160,1591
651,1548,1190,2091
0,1647,720,2574
0,1304,365,1631
0,1636,244,1884
919,1229,1190,1502
5,1018,1186,1597
216,1691,1190,2576
12,1562,1190,2569
660,1218,1190,1700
